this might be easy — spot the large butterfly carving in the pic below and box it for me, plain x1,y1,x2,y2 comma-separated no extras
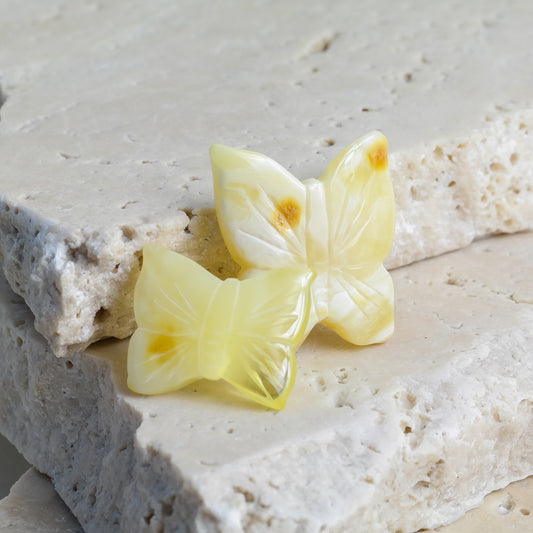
211,131,395,345
127,244,313,410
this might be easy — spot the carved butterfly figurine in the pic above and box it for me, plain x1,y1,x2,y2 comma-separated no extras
127,244,313,410
211,131,395,346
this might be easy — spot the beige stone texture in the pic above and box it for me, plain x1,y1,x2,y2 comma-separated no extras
0,469,82,532
0,232,531,532
0,1,532,355
3,469,533,533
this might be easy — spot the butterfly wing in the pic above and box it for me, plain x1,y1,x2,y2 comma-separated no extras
127,245,220,395
322,264,394,345
211,144,308,273
321,131,395,272
319,131,396,344
221,267,314,410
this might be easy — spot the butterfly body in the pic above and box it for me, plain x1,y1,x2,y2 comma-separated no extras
191,278,236,380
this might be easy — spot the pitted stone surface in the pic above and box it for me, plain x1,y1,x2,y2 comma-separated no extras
0,469,82,532
0,232,532,532
3,469,533,533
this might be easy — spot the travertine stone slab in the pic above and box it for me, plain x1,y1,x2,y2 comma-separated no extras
1,1,532,355
0,232,531,532
0,469,82,533
3,470,533,533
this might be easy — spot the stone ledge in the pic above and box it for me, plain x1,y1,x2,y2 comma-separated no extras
0,232,531,531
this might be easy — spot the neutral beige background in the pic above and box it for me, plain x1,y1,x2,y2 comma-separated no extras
0,434,29,499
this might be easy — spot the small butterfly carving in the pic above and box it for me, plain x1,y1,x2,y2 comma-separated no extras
211,131,395,345
127,244,313,410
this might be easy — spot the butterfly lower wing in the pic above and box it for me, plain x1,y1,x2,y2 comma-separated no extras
211,144,308,272
128,329,201,395
127,245,220,395
320,131,395,274
323,265,394,345
221,267,313,410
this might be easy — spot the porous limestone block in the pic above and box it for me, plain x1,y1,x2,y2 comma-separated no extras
0,1,532,355
3,470,533,533
0,469,82,533
0,232,532,532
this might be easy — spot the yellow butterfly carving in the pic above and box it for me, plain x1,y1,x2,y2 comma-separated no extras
127,244,313,410
211,131,395,345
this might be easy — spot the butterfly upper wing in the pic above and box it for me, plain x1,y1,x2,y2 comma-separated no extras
221,267,314,410
211,144,308,273
320,131,395,275
319,131,396,344
127,244,221,395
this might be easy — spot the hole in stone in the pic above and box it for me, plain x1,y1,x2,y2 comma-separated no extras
521,508,531,516
498,495,515,515
448,180,456,187
233,486,255,503
144,509,155,525
121,200,139,210
94,307,110,324
16,336,23,347
65,360,74,369
490,162,506,172
135,250,144,270
510,152,519,165
162,496,175,516
433,146,444,158
121,225,136,241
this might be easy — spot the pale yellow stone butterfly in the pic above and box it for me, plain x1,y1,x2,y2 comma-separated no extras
127,244,313,410
211,131,395,345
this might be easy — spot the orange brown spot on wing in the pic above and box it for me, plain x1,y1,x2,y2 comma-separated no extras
148,335,175,366
272,197,302,231
368,138,388,172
